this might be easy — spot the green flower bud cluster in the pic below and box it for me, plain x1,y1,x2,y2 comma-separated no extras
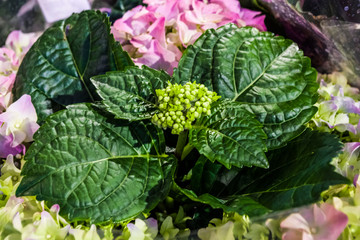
152,81,220,134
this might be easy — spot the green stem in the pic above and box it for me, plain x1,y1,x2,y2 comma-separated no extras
181,144,194,161
175,130,188,160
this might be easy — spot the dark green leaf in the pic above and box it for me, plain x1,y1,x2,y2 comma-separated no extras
189,101,268,169
13,10,134,122
178,130,349,217
91,66,170,121
174,24,318,149
174,183,270,217
16,104,175,223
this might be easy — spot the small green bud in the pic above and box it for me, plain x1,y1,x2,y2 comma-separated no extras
164,96,170,102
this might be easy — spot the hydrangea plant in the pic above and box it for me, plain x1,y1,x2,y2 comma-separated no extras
9,10,349,229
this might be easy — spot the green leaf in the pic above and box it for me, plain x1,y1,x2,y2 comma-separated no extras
178,130,349,217
16,104,175,223
174,24,318,149
13,10,134,122
189,101,268,169
91,66,170,121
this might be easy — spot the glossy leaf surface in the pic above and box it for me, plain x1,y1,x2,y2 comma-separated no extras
174,24,318,149
179,131,349,216
91,66,170,121
16,104,175,223
189,101,268,169
13,10,134,122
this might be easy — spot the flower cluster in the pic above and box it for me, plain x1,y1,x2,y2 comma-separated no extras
310,73,360,142
111,0,266,74
0,155,108,240
152,82,220,134
280,203,348,240
0,31,39,158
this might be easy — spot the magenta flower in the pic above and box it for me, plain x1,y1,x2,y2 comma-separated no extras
280,203,348,240
0,94,39,147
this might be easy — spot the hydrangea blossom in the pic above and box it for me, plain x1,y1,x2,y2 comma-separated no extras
125,218,158,240
152,81,220,134
0,30,38,113
329,187,360,239
280,203,348,240
0,94,40,147
331,142,360,184
111,0,266,74
310,73,360,141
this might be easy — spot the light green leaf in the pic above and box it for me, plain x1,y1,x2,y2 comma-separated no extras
189,101,268,169
16,104,175,223
174,24,318,149
91,66,170,121
13,10,134,122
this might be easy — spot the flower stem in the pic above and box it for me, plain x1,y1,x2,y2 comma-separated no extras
175,130,188,160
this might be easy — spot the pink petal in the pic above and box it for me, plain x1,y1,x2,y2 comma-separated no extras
282,229,303,240
4,94,37,122
280,213,311,233
316,203,348,240
148,17,166,46
22,119,40,142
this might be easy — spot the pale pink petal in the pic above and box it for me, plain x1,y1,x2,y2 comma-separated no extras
177,13,202,46
313,204,327,227
4,94,37,122
5,30,38,57
22,120,40,142
280,213,311,233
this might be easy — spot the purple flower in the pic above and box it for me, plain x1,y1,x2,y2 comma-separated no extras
0,134,25,158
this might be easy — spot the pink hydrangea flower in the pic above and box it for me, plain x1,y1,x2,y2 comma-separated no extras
112,0,266,74
0,30,38,114
0,94,40,147
280,203,348,240
5,30,38,59
0,74,16,112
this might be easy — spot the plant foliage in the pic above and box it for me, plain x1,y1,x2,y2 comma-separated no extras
13,10,134,122
15,11,348,224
